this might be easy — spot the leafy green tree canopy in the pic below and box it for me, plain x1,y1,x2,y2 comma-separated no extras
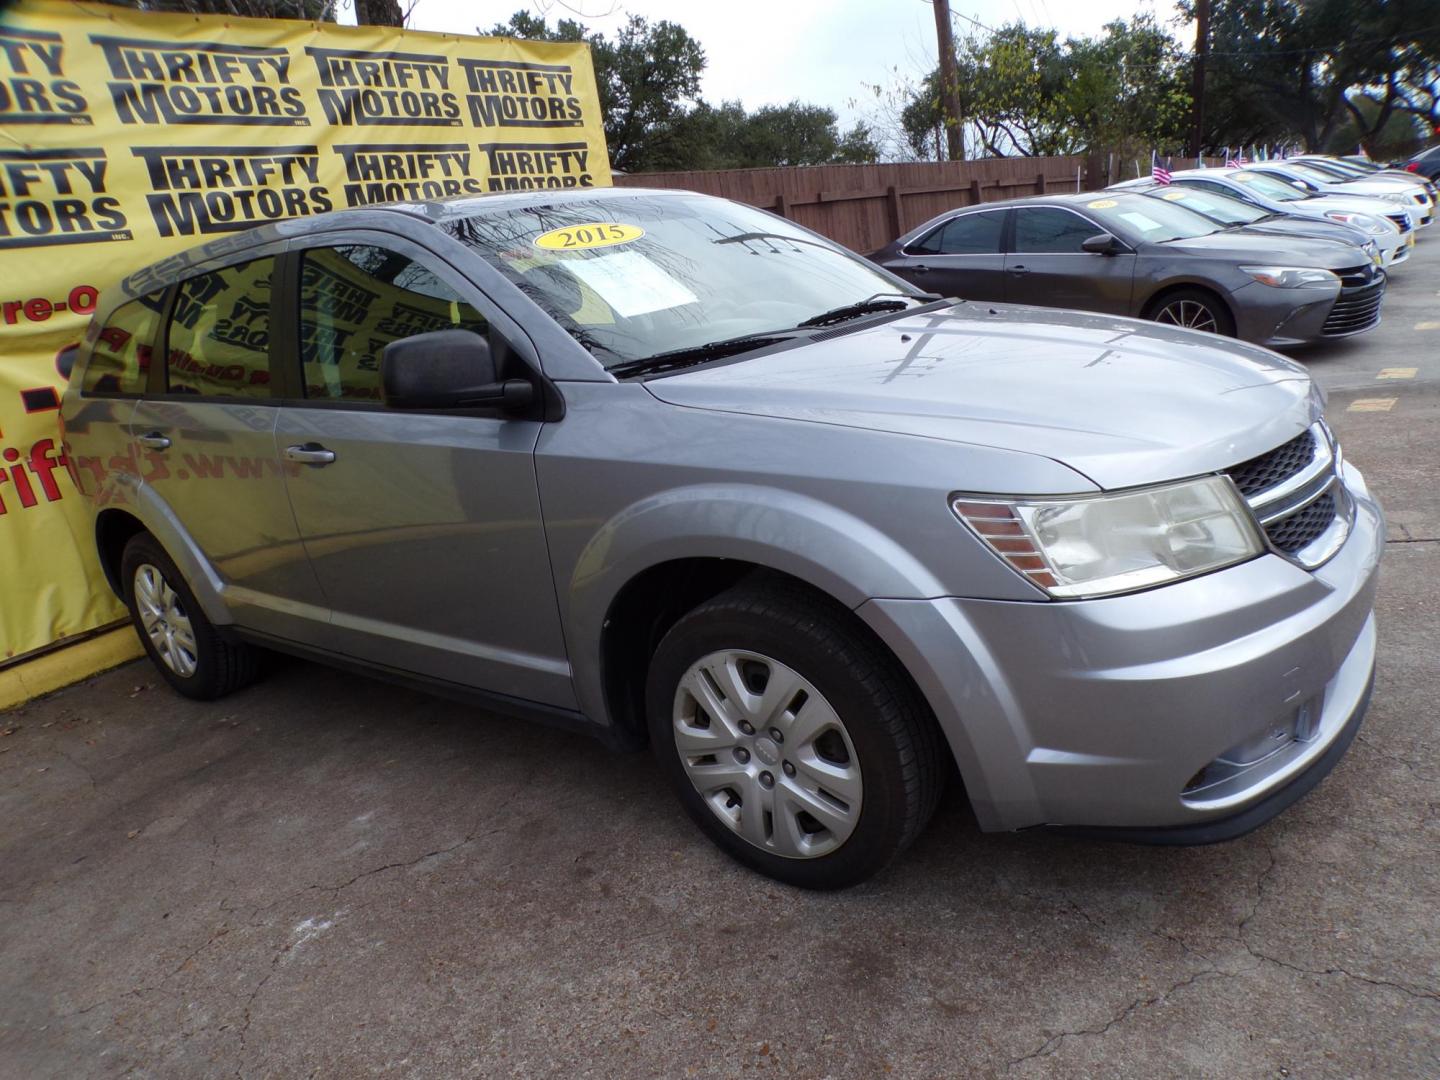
487,11,876,172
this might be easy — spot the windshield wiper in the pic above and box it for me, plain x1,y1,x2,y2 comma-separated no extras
608,331,799,379
796,292,941,329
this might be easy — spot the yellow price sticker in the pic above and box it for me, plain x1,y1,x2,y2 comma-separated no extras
534,223,644,251
1086,199,1117,209
1161,190,1188,201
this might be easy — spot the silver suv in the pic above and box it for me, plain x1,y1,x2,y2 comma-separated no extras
61,189,1384,889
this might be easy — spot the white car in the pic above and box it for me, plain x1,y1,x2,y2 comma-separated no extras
1132,169,1415,268
1292,155,1438,203
1251,162,1433,228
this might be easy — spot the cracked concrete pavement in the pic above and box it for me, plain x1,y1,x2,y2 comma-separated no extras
2,239,1438,1080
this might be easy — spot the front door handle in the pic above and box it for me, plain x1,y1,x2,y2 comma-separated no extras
910,263,930,274
137,431,171,451
284,443,337,467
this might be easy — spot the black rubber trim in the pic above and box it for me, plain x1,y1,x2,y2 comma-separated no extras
1044,669,1373,846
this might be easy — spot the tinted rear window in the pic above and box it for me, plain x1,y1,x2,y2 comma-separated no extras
84,291,165,395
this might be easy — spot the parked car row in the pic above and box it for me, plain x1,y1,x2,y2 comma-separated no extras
870,154,1430,347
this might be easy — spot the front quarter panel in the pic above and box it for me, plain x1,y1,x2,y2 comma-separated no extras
538,381,1094,726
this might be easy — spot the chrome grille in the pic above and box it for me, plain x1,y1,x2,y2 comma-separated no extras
1322,280,1385,336
1266,489,1337,553
1388,213,1413,234
1224,423,1348,569
1227,429,1316,498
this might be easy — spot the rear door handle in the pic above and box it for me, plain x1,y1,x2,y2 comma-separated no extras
137,431,171,451
284,443,336,466
910,263,930,274
1008,265,1030,276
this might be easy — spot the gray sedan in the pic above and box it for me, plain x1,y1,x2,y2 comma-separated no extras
870,192,1385,345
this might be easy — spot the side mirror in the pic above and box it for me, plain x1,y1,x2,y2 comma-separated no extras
1082,232,1124,256
1291,180,1314,191
381,329,534,411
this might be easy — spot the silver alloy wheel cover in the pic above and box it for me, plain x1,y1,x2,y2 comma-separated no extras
1154,298,1219,333
133,564,198,678
672,650,862,859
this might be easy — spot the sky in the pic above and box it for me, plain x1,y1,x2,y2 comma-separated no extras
390,0,1176,133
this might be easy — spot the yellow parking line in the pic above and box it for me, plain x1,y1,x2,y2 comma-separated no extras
1416,321,1440,330
1348,398,1398,412
1377,368,1418,379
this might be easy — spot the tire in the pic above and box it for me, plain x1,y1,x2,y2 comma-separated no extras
120,533,259,701
646,578,943,889
1146,287,1236,337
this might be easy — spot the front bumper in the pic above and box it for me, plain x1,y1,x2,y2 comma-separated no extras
858,463,1384,835
1229,280,1360,347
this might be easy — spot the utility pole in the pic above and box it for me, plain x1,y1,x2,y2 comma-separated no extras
1189,0,1210,159
932,0,966,161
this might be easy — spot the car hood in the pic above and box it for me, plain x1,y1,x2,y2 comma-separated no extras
643,303,1319,491
1156,230,1361,267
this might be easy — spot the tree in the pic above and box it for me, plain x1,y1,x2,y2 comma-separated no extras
900,18,1190,159
488,12,879,172
486,12,706,172
1184,0,1440,154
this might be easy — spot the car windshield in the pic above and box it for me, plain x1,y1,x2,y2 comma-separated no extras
443,192,924,367
1076,193,1221,242
1227,170,1308,201
1143,187,1264,225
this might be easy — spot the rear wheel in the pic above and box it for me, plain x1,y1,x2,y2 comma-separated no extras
1147,288,1235,337
121,534,259,701
646,580,943,889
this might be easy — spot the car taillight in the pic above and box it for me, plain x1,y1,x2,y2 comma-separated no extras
1406,162,1420,172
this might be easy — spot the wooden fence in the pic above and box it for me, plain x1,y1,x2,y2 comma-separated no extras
615,155,1228,253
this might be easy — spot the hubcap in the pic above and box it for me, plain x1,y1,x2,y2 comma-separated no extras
133,564,198,678
1155,299,1219,333
672,650,862,859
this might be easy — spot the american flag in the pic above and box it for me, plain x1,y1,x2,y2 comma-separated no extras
1226,149,1248,169
1152,152,1172,185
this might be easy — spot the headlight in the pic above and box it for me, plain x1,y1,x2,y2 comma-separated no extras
952,476,1265,599
1323,211,1389,235
1239,265,1340,288
1324,212,1388,233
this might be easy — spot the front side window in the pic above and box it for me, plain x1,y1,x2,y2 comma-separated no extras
298,245,489,402
166,257,275,398
84,291,165,395
1013,208,1099,253
915,211,1005,256
443,192,929,368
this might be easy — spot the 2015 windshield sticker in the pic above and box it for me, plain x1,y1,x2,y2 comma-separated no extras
533,222,643,251
1086,199,1117,209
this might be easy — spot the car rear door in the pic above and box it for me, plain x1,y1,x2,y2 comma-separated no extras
128,249,328,642
270,232,573,708
1004,206,1136,315
886,209,1008,301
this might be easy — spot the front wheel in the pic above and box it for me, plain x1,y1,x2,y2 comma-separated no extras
1147,288,1236,337
646,581,943,889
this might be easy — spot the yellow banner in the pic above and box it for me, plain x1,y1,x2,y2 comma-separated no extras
0,0,610,663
